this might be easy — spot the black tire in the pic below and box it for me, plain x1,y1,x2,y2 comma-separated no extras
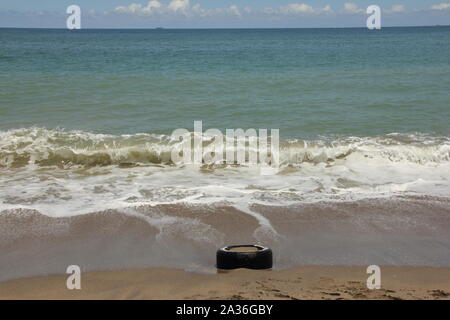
216,245,272,270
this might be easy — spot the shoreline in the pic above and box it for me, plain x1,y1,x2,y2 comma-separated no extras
1,266,449,300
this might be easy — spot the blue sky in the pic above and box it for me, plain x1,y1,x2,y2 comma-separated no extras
1,1,449,28
0,1,443,11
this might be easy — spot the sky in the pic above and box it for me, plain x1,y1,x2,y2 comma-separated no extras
0,1,449,28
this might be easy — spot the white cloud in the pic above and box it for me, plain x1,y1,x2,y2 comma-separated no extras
343,2,364,14
390,5,406,13
167,0,189,12
147,0,162,10
113,1,333,17
228,5,241,17
114,0,188,15
115,1,162,14
111,1,450,22
322,5,332,13
280,4,314,14
383,4,408,14
431,3,450,10
114,3,141,14
271,3,333,15
242,6,253,14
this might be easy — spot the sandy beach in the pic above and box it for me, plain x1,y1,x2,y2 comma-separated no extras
1,202,449,300
1,266,449,300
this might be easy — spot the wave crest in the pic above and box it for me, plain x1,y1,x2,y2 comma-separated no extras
0,128,449,169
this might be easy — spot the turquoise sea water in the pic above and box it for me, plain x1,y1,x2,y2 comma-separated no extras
1,27,450,138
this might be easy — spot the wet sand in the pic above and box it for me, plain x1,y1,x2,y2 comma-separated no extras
0,266,449,300
1,197,449,300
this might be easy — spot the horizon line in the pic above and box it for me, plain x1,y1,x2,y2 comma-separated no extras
1,25,449,30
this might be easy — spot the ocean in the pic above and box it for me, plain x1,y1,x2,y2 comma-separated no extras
0,27,449,279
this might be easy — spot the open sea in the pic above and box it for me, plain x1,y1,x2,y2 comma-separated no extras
0,27,449,279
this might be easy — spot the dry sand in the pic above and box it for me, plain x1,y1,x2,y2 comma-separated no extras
0,266,449,300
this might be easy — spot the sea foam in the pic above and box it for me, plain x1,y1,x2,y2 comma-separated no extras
0,128,449,217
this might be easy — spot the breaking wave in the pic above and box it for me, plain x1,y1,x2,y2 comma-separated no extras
1,128,449,218
0,128,449,169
